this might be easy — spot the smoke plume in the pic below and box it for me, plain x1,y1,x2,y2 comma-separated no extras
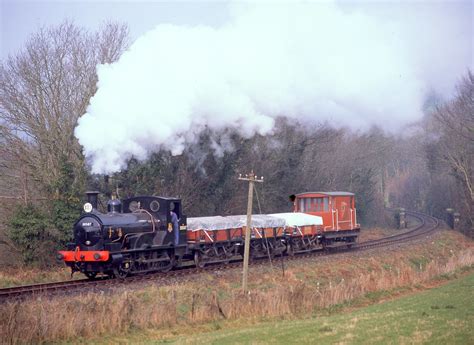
75,1,472,174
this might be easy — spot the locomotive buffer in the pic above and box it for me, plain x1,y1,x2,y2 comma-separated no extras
238,171,264,292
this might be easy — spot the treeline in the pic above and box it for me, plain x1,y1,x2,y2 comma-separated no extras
0,22,472,265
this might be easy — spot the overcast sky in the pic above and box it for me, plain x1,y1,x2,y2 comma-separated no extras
1,0,231,59
1,0,472,60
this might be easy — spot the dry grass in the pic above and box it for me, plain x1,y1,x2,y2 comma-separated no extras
1,231,473,344
0,267,76,288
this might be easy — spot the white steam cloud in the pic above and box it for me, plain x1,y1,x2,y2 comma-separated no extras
75,1,472,174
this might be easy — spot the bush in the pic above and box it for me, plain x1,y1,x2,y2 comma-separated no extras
8,200,80,266
8,205,51,264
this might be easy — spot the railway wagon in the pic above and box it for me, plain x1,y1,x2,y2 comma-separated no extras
292,192,360,246
187,212,323,266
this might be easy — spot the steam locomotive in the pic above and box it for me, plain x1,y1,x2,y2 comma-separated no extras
58,191,360,278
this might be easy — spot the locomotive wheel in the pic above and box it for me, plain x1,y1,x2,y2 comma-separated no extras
85,272,98,280
157,257,175,273
146,251,175,273
194,251,206,269
113,265,129,279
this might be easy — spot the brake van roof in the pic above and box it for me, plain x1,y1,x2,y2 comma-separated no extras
296,192,354,197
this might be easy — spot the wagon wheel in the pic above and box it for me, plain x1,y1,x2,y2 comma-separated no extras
248,246,259,263
346,236,356,249
217,246,230,264
85,272,98,280
224,244,235,259
292,238,305,253
286,242,295,257
263,240,276,260
322,238,332,250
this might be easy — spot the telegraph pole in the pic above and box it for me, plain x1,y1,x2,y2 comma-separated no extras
238,171,264,292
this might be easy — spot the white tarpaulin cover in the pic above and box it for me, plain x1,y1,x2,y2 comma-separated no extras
224,215,287,228
187,212,322,231
186,216,233,231
268,213,323,227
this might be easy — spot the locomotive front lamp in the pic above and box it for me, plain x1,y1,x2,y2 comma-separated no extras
83,203,93,213
94,253,101,260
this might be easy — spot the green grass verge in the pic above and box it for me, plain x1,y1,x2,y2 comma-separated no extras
98,272,474,345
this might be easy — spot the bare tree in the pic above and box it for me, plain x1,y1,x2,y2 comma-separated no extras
0,21,129,201
0,22,129,263
432,71,474,230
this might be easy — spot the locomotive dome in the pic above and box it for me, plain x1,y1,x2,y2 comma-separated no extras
107,198,122,213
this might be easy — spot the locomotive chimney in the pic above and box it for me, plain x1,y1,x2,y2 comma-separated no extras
86,191,100,210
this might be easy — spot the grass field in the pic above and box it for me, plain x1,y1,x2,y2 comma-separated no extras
100,272,474,345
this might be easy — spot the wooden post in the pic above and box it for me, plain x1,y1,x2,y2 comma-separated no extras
238,171,263,292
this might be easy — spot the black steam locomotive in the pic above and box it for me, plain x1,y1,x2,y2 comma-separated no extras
58,192,187,278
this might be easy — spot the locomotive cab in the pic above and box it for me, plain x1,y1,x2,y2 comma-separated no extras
122,195,187,247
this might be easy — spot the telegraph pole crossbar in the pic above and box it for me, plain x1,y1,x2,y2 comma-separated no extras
238,170,264,292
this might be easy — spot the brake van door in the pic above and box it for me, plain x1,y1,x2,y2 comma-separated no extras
335,196,352,230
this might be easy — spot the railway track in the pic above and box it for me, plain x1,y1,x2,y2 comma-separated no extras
0,210,440,302
354,210,439,250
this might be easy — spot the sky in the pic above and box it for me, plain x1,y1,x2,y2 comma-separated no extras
1,0,472,60
1,0,473,173
1,0,231,58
